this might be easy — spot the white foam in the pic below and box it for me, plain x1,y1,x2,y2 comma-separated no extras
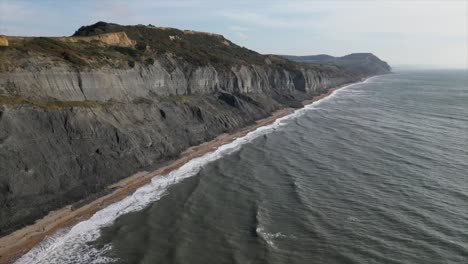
256,226,296,248
15,78,372,264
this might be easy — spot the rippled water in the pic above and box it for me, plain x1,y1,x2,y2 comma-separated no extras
18,70,468,264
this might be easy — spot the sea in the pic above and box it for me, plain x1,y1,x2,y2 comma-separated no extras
16,69,468,264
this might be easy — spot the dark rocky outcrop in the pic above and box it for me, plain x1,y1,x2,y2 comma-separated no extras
0,22,391,236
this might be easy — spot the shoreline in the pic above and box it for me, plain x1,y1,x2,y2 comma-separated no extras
0,78,367,264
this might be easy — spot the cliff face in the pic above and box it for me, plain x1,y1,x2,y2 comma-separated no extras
0,61,352,102
0,36,8,47
0,22,390,236
53,32,136,47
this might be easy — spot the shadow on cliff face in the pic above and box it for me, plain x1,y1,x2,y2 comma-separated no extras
218,92,241,108
293,74,307,93
0,93,281,236
0,66,370,236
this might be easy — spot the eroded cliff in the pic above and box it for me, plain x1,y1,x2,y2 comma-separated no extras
0,22,391,236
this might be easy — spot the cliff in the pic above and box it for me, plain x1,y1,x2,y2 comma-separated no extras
0,22,391,236
53,31,136,47
0,36,8,47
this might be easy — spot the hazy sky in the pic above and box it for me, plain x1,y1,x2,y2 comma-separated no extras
1,0,467,68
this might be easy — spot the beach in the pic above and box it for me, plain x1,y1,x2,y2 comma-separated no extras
0,80,359,264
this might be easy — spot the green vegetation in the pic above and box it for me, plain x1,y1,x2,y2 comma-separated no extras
14,38,88,63
0,34,150,70
144,57,154,65
0,96,111,109
132,97,153,104
1,37,123,69
62,50,87,66
163,95,195,103
281,53,391,75
72,22,266,68
111,46,142,58
0,21,357,75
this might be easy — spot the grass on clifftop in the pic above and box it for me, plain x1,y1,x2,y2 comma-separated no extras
0,22,272,71
0,22,351,76
72,22,266,67
1,37,143,69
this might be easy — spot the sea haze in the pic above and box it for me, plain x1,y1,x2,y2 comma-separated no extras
18,70,468,263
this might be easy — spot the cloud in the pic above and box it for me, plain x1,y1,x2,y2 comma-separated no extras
221,11,290,28
0,0,465,67
0,1,59,36
109,4,132,19
228,25,250,39
217,0,467,67
228,25,250,32
220,1,466,38
0,2,35,23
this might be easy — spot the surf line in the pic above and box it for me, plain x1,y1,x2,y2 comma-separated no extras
5,76,376,264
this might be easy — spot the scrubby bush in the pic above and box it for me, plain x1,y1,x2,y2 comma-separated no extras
62,51,86,66
112,46,140,58
144,57,154,65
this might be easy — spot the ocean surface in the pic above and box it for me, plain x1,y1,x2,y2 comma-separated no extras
17,70,468,264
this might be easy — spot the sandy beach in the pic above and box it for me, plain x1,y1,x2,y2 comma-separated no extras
0,80,359,264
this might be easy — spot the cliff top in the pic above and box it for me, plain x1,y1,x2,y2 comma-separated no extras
0,21,272,71
0,22,389,76
1,32,135,48
281,53,391,76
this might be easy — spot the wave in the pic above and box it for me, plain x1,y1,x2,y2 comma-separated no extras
254,207,296,249
15,79,371,264
256,226,294,248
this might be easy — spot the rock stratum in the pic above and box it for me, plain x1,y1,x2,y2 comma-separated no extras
0,22,391,236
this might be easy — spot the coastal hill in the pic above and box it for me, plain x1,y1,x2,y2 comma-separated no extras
0,22,391,238
281,53,391,76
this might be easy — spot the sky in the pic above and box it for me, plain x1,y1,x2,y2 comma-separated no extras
0,0,467,68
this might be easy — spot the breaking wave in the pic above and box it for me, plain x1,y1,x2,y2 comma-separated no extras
15,79,369,264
